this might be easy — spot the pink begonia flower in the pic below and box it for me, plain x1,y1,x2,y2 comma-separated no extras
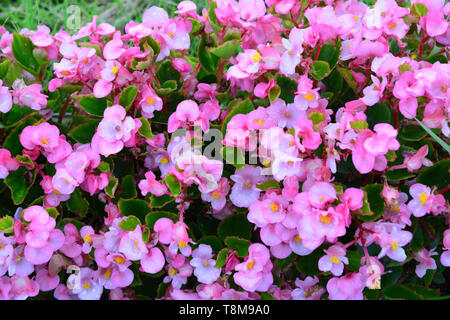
318,244,348,276
0,80,12,113
22,206,64,265
194,83,218,101
280,27,304,75
229,165,265,208
440,230,450,267
414,248,437,278
267,99,305,129
407,183,433,218
92,104,141,157
139,85,163,118
359,256,384,290
11,79,47,111
9,275,40,299
340,187,364,211
239,0,266,21
421,8,448,37
58,224,82,258
361,75,387,106
265,0,296,14
140,247,165,274
0,148,20,179
103,31,125,60
190,244,221,284
154,218,192,256
201,177,230,211
167,99,200,133
294,116,322,151
118,226,148,261
377,227,412,262
254,79,275,98
138,171,168,197
403,145,432,172
233,243,273,292
175,1,199,19
70,268,103,300
20,122,60,151
326,272,365,300
393,71,424,119
35,268,59,292
291,276,325,300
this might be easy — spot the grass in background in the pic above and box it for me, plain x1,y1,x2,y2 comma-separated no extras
0,0,209,32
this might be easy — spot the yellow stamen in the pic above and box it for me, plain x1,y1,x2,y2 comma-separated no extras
114,256,125,264
441,85,448,93
54,189,60,195
269,203,279,212
135,239,139,249
211,191,219,199
111,65,119,74
391,241,398,250
393,206,400,212
202,261,210,267
253,119,265,125
83,234,91,243
104,269,111,279
330,256,340,264
419,192,427,205
168,32,174,38
304,93,315,101
64,178,71,184
320,215,331,224
247,259,255,270
82,282,91,289
160,157,168,164
82,58,89,63
244,182,252,188
252,52,261,62
169,267,176,276
295,235,302,242
61,71,71,76
354,15,358,20
146,97,155,104
40,137,49,145
179,241,187,248
262,159,271,167
388,22,397,30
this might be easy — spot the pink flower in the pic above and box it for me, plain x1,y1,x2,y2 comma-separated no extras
0,80,12,113
292,276,325,300
201,177,230,211
229,165,265,208
327,272,365,300
414,248,437,278
233,243,273,292
190,244,221,284
318,244,348,276
12,79,47,111
140,247,165,274
377,227,412,262
167,100,200,133
440,230,450,267
0,149,19,179
280,28,304,75
407,183,432,217
138,171,168,197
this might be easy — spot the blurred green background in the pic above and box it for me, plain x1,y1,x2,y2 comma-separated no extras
0,0,208,32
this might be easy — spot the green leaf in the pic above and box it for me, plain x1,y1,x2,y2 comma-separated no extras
119,86,138,111
156,60,181,86
309,60,331,80
0,216,14,234
386,169,415,181
347,250,363,271
296,248,322,276
150,194,174,208
268,85,281,102
0,58,11,79
217,214,252,240
164,173,181,197
138,117,153,139
155,80,177,95
12,33,39,71
66,189,89,218
121,175,137,199
5,167,36,205
275,74,297,103
118,199,151,222
338,67,357,92
277,253,296,272
197,236,223,252
318,40,341,71
365,102,392,128
46,207,59,220
221,98,254,135
383,285,423,300
222,146,245,169
399,125,427,141
417,159,450,190
359,184,384,222
78,96,107,116
224,236,251,257
69,120,100,144
215,248,230,268
198,35,219,74
308,112,325,125
119,215,141,231
105,176,119,198
411,3,428,17
209,39,240,59
256,179,281,190
145,211,178,229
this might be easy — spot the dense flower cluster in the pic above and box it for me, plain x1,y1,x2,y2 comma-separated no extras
0,0,448,300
